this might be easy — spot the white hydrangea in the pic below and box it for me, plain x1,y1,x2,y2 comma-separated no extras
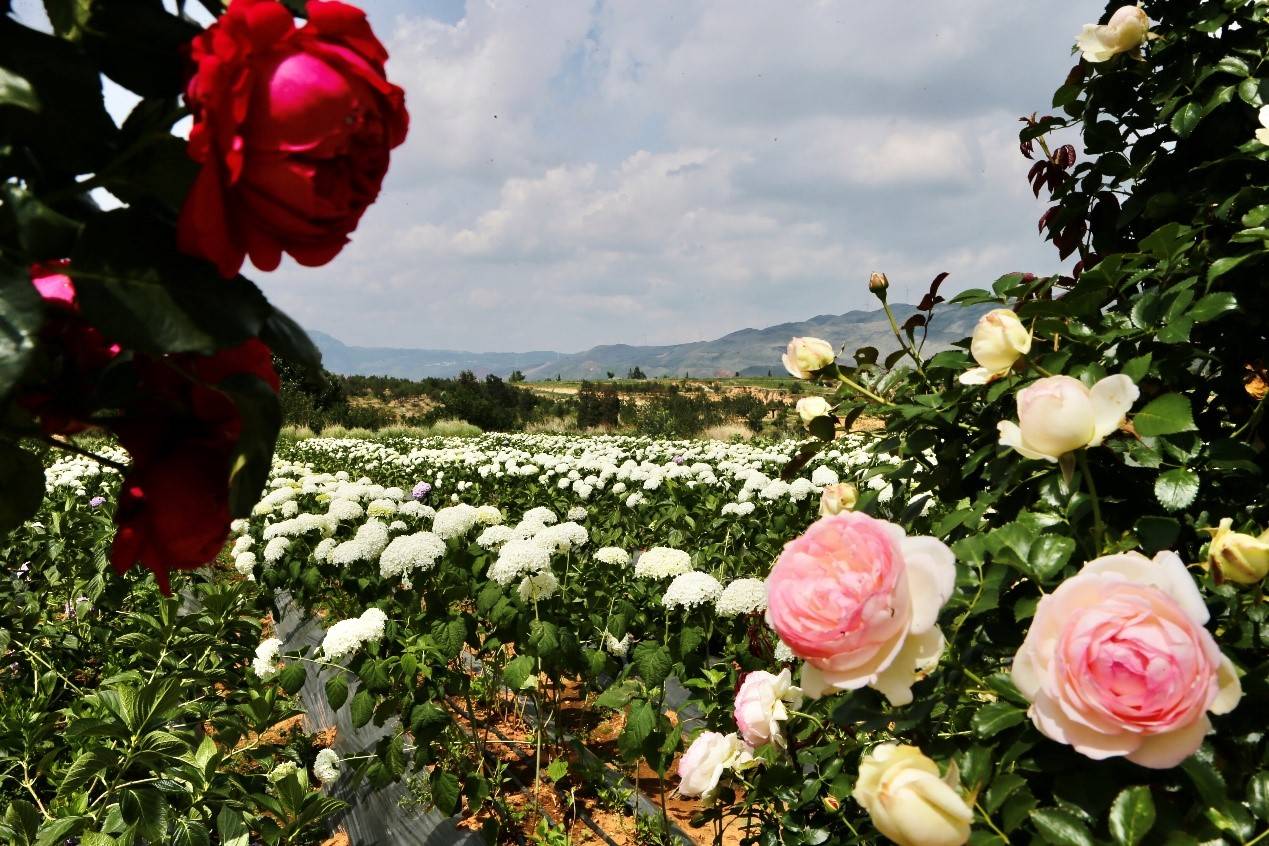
788,478,815,502
611,482,627,495
313,537,337,564
253,487,296,515
279,500,300,518
662,571,723,610
810,465,839,487
432,504,479,540
477,525,516,549
321,607,388,661
759,479,791,501
263,513,334,540
522,506,558,526
389,520,408,533
488,540,552,585
634,547,693,579
314,748,341,783
234,552,257,576
263,536,290,564
534,521,589,554
382,486,405,501
595,547,630,567
268,761,299,782
230,518,250,534
510,520,545,541
716,578,768,617
327,498,364,522
252,637,283,678
625,492,646,508
398,500,428,518
231,534,255,556
774,639,795,663
330,519,391,566
379,532,447,584
566,506,588,521
603,630,632,658
475,505,504,525
517,570,560,602
366,498,397,518
721,501,756,517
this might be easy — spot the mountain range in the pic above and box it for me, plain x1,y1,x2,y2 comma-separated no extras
309,302,989,381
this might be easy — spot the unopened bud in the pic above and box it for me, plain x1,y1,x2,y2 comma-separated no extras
822,796,841,814
819,483,859,517
869,272,890,292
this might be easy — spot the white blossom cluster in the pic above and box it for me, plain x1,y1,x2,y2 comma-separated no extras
662,571,724,610
716,578,768,617
634,547,693,579
517,570,560,602
251,637,284,678
330,519,390,566
487,539,552,585
595,547,630,566
379,531,446,587
313,748,341,783
432,504,480,539
321,607,388,661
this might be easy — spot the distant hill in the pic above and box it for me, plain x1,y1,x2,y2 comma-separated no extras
310,303,989,380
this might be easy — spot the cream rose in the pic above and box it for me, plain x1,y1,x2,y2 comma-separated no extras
853,744,972,846
819,482,859,517
959,309,1031,385
782,337,835,380
1207,518,1269,585
1256,106,1269,147
997,374,1138,462
733,668,803,749
1012,551,1242,769
1076,5,1150,63
677,731,752,799
766,512,956,705
796,396,833,424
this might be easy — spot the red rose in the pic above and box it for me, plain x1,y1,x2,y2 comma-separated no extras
178,0,408,277
109,340,279,593
20,262,121,435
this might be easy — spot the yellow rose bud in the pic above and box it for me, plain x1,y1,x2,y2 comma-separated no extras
960,309,1032,386
1207,518,1269,585
869,271,890,292
796,396,833,425
782,337,835,380
853,744,972,846
819,482,858,517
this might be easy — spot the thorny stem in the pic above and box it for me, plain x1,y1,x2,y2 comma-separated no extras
881,301,927,378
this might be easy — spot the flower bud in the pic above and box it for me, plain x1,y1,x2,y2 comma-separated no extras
782,337,835,380
1207,518,1269,585
819,483,858,517
960,309,1031,385
1076,5,1150,63
869,272,890,292
822,796,841,814
796,396,833,425
853,744,971,846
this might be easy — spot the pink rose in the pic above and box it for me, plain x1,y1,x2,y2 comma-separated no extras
766,512,956,705
1012,551,1242,768
733,668,802,749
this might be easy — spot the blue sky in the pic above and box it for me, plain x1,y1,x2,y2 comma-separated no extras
14,0,1102,353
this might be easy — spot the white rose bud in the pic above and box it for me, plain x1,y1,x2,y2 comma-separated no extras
997,374,1138,462
1076,5,1150,63
796,396,833,425
853,744,972,846
959,309,1031,386
782,337,835,380
819,482,858,517
677,731,752,800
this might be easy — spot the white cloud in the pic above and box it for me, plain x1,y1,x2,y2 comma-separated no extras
258,0,1100,352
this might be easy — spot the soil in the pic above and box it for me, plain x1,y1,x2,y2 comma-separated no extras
447,679,752,846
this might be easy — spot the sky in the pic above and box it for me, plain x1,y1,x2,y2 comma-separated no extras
15,0,1101,353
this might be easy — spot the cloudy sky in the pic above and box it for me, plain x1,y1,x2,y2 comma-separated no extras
24,0,1102,352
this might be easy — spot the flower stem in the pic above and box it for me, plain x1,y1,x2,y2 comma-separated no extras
831,365,892,406
1077,449,1105,553
973,799,1012,845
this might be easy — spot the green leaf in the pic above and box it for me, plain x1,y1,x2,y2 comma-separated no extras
409,701,449,741
1133,394,1196,437
545,757,569,783
0,258,42,402
81,3,200,97
0,65,39,111
632,642,673,687
215,806,249,846
1030,808,1094,846
1135,516,1180,554
432,617,467,661
349,690,375,729
1170,101,1202,138
33,817,88,846
1028,535,1075,581
274,662,306,695
595,680,640,710
430,770,462,816
325,674,348,711
1121,353,1152,383
1215,56,1251,77
1207,254,1256,283
1247,771,1269,821
972,702,1026,739
1109,786,1155,846
1187,292,1237,323
0,442,45,535
502,655,536,691
1154,468,1200,512
618,701,656,759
